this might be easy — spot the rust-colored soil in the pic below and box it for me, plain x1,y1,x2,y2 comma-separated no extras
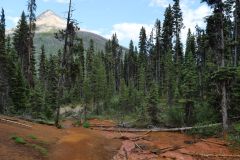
0,117,240,160
0,117,121,160
0,117,63,160
112,132,240,160
48,127,120,160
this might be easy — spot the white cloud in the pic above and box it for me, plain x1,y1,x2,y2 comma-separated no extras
103,23,153,46
149,0,211,45
180,2,211,44
149,0,172,8
6,16,19,26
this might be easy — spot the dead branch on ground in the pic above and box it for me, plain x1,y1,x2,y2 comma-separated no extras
0,118,32,128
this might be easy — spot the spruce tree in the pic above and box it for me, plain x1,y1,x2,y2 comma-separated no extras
182,51,198,125
162,5,174,100
111,34,121,92
92,54,107,115
0,8,7,113
172,0,184,64
185,29,196,60
86,39,94,78
13,12,29,81
202,0,229,132
46,55,58,118
128,40,137,85
162,5,174,52
138,27,148,68
147,83,160,125
27,0,37,88
39,45,46,83
154,19,163,89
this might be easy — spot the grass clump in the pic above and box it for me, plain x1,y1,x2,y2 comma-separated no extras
28,144,48,156
82,121,90,128
11,136,26,144
28,134,37,140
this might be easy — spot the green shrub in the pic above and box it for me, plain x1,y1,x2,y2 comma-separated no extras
227,122,240,145
233,123,240,132
228,134,240,144
166,107,185,127
12,136,26,144
195,103,218,124
187,123,222,137
82,121,90,128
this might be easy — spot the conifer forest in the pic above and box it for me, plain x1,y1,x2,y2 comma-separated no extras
0,0,240,160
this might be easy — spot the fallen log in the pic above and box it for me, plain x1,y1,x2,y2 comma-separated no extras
143,130,152,135
89,124,116,128
0,118,32,128
114,135,147,141
182,152,240,158
159,145,183,154
200,139,229,146
134,142,143,151
16,116,54,126
93,123,221,132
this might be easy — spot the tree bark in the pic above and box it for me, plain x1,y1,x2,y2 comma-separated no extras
220,7,228,133
221,82,228,132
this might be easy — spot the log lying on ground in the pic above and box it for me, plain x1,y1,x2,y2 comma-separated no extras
89,124,116,128
92,123,221,132
0,117,32,128
200,139,229,146
182,152,240,158
114,135,148,141
159,145,183,154
16,116,54,126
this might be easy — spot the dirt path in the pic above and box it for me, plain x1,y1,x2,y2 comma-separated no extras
1,117,240,160
0,117,121,160
48,127,121,160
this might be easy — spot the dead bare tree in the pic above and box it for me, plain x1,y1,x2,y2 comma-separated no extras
55,0,79,127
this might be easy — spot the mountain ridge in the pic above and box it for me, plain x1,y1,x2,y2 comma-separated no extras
6,10,127,56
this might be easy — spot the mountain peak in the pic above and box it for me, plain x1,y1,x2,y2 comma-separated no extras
36,10,66,32
37,10,59,19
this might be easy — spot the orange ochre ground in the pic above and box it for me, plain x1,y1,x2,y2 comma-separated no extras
0,117,239,160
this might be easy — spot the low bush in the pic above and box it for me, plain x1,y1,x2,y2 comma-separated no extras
82,121,90,128
166,107,185,127
187,123,222,137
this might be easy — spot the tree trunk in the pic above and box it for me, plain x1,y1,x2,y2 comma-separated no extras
84,104,87,122
221,82,228,132
55,0,72,127
220,7,228,133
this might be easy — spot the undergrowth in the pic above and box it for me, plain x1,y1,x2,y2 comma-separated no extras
11,134,48,156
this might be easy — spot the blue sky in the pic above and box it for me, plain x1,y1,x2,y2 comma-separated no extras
0,0,211,47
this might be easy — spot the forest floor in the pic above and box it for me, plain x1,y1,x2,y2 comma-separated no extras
0,116,240,160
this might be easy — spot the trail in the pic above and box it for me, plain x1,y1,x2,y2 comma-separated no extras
1,117,240,160
48,122,121,160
